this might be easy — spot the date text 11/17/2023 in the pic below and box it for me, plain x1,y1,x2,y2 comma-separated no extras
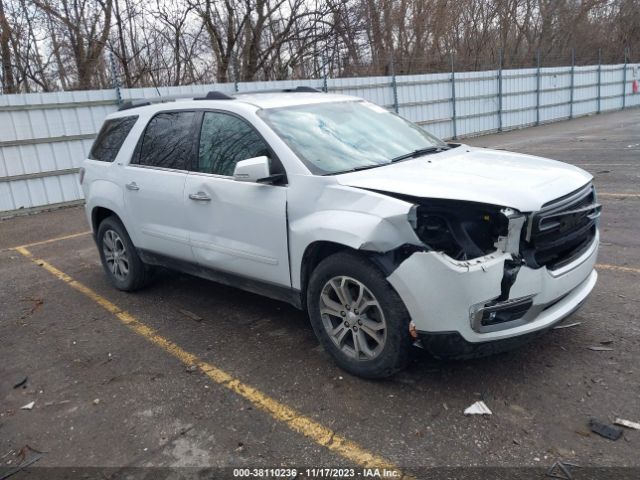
232,468,402,478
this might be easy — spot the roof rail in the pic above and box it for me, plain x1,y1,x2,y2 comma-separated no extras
194,91,235,100
282,86,321,93
117,87,320,111
234,86,323,95
117,91,234,111
118,99,151,111
117,94,194,111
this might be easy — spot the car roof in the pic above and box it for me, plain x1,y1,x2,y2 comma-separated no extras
108,91,361,119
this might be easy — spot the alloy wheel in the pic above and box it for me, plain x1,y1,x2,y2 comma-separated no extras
102,229,129,282
319,276,387,360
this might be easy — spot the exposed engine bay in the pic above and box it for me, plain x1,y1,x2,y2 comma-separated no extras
409,199,512,260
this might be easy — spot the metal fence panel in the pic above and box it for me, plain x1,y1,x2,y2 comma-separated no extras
1,62,639,214
0,89,119,213
331,75,395,107
395,73,452,139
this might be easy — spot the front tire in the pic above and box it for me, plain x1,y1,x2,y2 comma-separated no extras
307,251,412,378
96,216,150,291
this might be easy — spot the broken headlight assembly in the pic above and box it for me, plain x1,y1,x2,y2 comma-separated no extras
409,200,524,260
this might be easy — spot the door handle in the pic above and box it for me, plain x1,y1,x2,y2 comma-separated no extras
125,182,139,191
189,192,211,202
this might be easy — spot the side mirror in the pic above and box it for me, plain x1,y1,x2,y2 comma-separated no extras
233,156,270,183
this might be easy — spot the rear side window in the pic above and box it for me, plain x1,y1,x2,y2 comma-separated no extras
196,112,270,176
89,116,138,162
135,111,197,170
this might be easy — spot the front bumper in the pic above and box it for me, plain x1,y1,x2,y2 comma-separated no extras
387,232,599,349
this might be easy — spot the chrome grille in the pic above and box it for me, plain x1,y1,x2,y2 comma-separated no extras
523,184,600,270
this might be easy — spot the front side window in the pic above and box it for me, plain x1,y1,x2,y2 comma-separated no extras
136,111,197,170
89,116,138,162
196,112,270,176
258,101,447,175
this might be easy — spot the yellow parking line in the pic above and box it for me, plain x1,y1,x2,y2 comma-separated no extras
13,230,92,249
596,263,640,274
598,192,640,198
13,246,411,478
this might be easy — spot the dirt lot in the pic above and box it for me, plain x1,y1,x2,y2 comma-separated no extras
1,109,639,479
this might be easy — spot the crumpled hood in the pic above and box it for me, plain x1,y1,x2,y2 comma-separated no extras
335,145,592,212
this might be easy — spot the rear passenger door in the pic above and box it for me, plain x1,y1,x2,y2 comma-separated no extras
184,111,290,287
123,111,197,262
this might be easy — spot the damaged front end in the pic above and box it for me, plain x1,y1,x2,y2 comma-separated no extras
408,199,525,260
384,190,598,352
406,199,531,332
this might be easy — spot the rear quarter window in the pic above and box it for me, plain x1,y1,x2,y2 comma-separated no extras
89,116,138,162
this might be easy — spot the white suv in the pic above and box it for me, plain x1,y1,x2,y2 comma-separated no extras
81,88,601,378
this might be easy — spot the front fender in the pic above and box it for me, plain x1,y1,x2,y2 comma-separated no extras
291,210,417,252
287,181,422,290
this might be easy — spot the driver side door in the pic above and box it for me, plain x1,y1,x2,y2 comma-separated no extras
183,111,290,287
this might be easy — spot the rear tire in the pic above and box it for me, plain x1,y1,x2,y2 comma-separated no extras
307,251,412,378
96,216,150,291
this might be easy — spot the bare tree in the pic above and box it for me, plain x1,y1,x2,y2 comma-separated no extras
32,0,113,89
2,0,639,93
189,0,241,83
0,0,16,92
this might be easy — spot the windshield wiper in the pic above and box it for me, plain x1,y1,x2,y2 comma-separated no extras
325,145,449,175
389,146,449,163
325,162,390,175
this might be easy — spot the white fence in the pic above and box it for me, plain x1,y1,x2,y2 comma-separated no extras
1,63,639,215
